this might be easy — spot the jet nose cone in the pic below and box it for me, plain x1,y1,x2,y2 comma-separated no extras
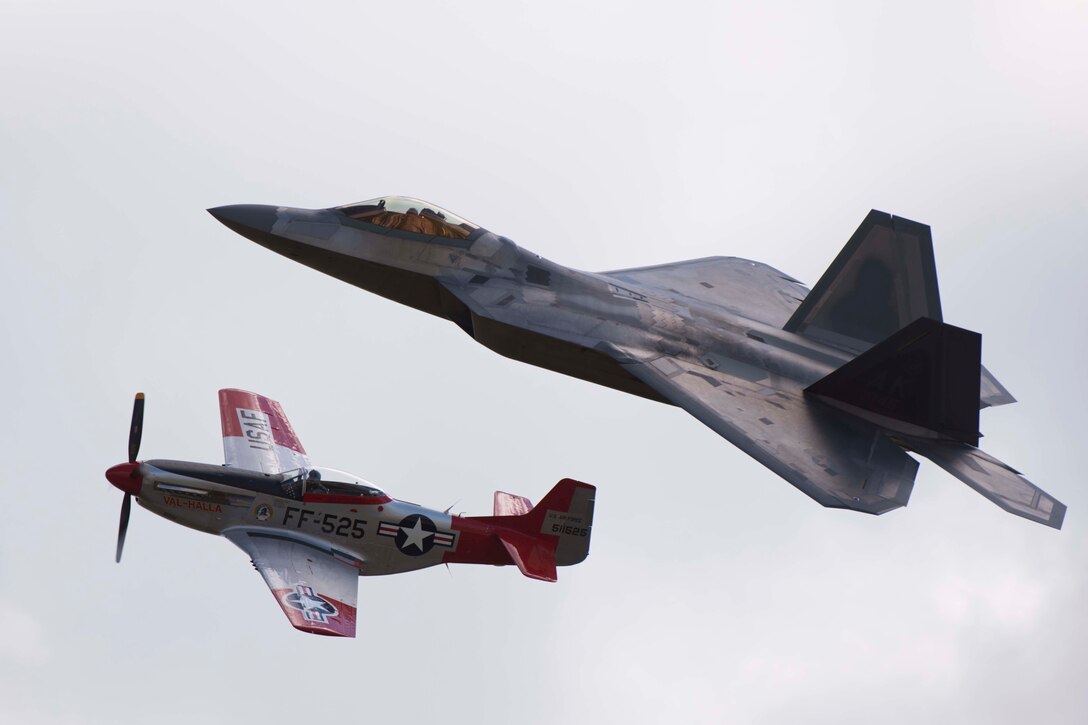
207,204,279,234
106,462,143,496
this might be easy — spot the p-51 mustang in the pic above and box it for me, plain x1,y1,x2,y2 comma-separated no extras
105,389,595,637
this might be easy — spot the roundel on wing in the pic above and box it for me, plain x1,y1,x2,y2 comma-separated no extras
282,584,338,623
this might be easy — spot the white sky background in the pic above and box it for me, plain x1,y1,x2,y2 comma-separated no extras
2,1,1087,722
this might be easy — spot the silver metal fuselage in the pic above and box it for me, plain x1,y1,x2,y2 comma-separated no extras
135,460,456,576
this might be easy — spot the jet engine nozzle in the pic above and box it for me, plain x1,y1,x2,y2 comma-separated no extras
106,462,143,496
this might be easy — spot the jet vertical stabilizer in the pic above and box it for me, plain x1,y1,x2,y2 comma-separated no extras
785,210,942,353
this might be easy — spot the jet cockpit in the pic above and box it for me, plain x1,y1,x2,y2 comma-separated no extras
334,196,482,241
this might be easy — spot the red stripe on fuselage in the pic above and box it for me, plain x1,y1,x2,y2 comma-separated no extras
302,493,392,505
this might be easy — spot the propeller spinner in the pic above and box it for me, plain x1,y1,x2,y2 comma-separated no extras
106,393,145,563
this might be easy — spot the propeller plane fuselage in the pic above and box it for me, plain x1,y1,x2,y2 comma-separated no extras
111,459,465,575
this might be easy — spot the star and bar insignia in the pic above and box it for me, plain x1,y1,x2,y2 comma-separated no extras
282,583,338,623
377,514,456,556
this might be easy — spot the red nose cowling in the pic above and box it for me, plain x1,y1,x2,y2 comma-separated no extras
106,462,142,496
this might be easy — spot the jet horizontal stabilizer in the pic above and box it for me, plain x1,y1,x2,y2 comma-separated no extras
905,438,1065,529
806,317,981,445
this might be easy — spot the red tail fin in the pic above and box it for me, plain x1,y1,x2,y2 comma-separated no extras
492,478,595,581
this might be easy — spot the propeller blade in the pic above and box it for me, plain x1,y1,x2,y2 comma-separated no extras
128,392,145,463
116,492,131,563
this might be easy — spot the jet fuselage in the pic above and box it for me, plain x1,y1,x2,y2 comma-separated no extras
213,204,846,405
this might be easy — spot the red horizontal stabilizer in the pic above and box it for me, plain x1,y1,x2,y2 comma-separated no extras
496,530,558,582
494,490,533,517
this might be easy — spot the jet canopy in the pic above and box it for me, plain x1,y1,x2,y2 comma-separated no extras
334,196,481,241
302,466,386,498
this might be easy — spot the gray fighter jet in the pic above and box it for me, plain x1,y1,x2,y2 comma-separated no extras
209,198,1065,529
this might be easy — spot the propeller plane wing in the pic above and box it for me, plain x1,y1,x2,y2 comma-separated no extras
224,530,361,637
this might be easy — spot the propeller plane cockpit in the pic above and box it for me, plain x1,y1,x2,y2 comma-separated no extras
104,389,595,638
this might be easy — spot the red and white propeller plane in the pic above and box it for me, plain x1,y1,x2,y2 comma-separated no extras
105,389,595,637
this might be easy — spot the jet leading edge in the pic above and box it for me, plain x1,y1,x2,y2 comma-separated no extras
208,198,1064,529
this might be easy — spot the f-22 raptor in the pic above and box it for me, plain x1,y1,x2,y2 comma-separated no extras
210,197,1065,529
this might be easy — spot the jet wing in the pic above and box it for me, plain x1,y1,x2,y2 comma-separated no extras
219,388,310,474
224,529,361,637
600,257,809,327
600,258,1012,411
603,344,919,514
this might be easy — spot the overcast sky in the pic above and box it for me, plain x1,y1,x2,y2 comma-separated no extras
2,2,1087,723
